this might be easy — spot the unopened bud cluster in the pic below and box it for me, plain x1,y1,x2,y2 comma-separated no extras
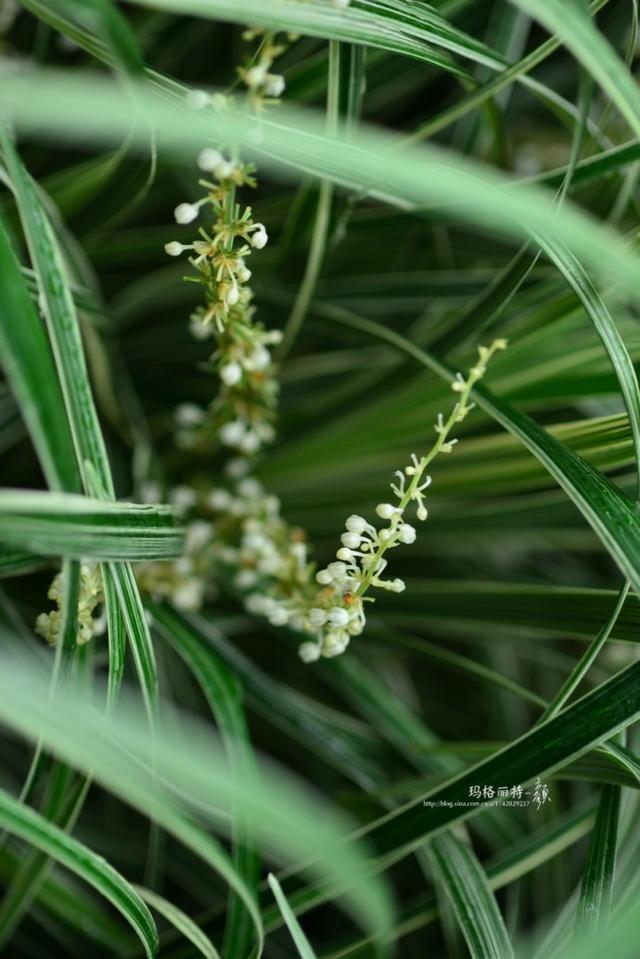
35,563,104,646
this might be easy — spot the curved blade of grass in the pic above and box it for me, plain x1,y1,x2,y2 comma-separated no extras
575,784,621,937
0,653,394,951
0,489,183,560
429,834,515,959
0,217,80,493
0,123,113,495
535,235,640,489
1,131,159,718
329,655,514,958
268,873,317,959
51,0,143,74
152,607,259,959
0,787,158,958
4,71,640,307
324,309,640,596
136,885,220,959
508,0,640,139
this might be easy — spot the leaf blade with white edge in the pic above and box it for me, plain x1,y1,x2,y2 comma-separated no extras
0,787,158,959
136,885,220,959
268,873,318,959
575,784,621,937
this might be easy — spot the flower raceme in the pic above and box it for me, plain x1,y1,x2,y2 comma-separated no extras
242,339,507,662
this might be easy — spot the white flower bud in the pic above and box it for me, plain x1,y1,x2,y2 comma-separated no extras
173,580,204,611
327,561,348,578
186,520,213,552
174,202,200,225
390,578,406,593
237,478,263,498
235,569,258,589
398,523,417,544
316,569,332,585
345,515,367,534
268,606,290,626
165,241,186,257
186,88,210,109
216,160,236,180
245,345,271,371
376,502,400,519
170,486,197,511
237,264,252,283
341,531,361,549
175,403,205,426
225,283,239,307
245,64,267,89
208,489,232,510
219,420,246,446
299,641,321,663
239,430,260,454
250,226,268,249
417,504,428,521
197,147,223,171
328,607,350,627
323,631,350,657
336,547,354,561
264,74,285,97
308,608,327,627
220,362,242,386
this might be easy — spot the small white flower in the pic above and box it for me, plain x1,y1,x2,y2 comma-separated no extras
376,502,401,520
216,159,236,180
245,64,268,89
308,608,327,626
239,430,260,454
219,420,246,446
220,362,242,386
390,578,406,593
226,458,250,478
225,283,240,307
327,608,350,627
235,568,258,589
175,403,205,426
165,241,186,257
245,345,271,371
173,580,204,611
398,523,416,544
250,225,268,249
208,489,232,510
186,88,210,109
327,561,348,578
170,486,197,511
186,520,213,552
323,631,350,657
299,641,322,663
417,504,428,521
316,568,333,585
174,202,200,225
268,606,290,627
197,147,223,171
238,477,263,498
140,481,161,503
237,263,252,283
263,73,285,97
246,593,274,615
